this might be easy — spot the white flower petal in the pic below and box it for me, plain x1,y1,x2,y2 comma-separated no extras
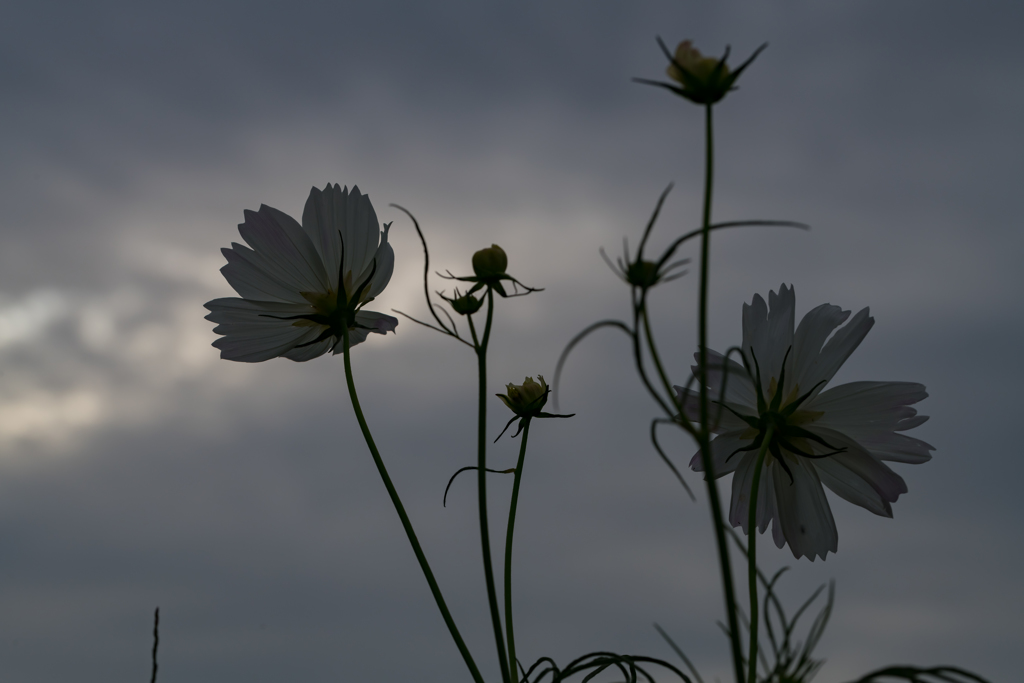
773,455,837,561
204,297,316,323
210,322,322,363
765,284,796,390
220,243,310,304
808,426,907,503
815,458,892,518
282,338,334,362
325,311,400,354
742,292,770,392
811,381,934,463
791,303,850,396
674,387,752,433
742,286,795,395
689,430,753,477
301,184,345,291
340,186,380,295
237,206,331,295
758,464,778,535
848,431,934,464
330,327,374,352
894,414,929,431
354,310,399,335
806,307,874,392
689,348,758,409
728,452,777,534
811,381,928,420
366,225,395,301
770,482,786,549
204,298,326,362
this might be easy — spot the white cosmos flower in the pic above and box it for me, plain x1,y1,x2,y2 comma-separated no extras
204,184,397,362
675,285,933,561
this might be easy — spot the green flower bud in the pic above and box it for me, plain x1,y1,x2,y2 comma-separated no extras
637,39,764,107
472,244,508,279
497,375,548,416
449,292,484,315
626,260,662,289
667,40,728,85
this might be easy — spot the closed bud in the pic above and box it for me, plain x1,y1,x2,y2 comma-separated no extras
497,375,549,416
449,292,484,315
472,244,508,279
626,260,662,289
667,40,727,86
641,38,766,106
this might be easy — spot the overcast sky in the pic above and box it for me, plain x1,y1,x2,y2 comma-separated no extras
1,1,1022,682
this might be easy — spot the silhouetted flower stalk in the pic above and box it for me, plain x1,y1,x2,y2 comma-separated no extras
394,223,548,683
340,323,486,683
494,377,574,677
206,186,485,683
558,38,798,683
552,34,991,683
694,85,746,683
745,426,775,683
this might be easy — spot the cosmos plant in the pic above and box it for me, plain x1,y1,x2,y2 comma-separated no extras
198,34,988,683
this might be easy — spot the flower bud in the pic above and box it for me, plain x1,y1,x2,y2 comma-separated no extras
667,40,727,85
497,375,549,416
626,260,662,289
472,244,508,279
449,292,484,315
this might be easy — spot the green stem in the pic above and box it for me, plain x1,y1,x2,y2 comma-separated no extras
640,303,691,433
629,305,676,419
696,103,745,683
504,418,531,683
470,291,512,683
746,427,774,683
341,326,485,683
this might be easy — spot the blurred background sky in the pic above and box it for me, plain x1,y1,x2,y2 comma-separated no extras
1,1,1021,681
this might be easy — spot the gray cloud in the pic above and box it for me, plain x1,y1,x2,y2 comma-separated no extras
0,1,1021,681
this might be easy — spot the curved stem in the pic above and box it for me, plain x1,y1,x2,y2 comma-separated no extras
473,291,512,683
696,103,745,683
630,304,675,418
640,302,693,436
341,326,485,683
746,427,774,683
504,418,531,682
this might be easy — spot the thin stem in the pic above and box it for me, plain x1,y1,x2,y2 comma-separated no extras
640,302,690,433
747,427,774,683
472,291,513,683
504,418,531,683
150,607,159,683
630,304,675,418
696,102,745,683
341,326,485,683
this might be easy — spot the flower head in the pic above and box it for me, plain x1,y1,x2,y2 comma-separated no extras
443,243,542,299
498,376,549,417
676,285,933,560
472,244,508,279
494,375,575,440
666,40,727,87
635,38,766,106
600,242,689,290
204,184,398,362
442,289,484,316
